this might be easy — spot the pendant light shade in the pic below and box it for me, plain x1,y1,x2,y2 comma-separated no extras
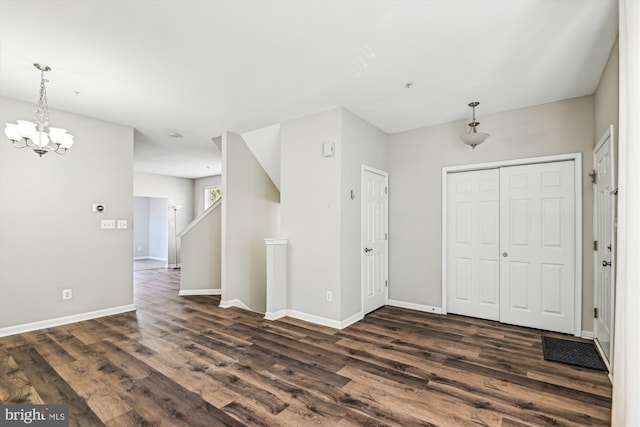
460,130,490,147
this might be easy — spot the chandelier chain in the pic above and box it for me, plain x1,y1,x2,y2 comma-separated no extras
34,68,50,130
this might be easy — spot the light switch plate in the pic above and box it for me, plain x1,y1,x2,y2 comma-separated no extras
322,141,334,157
101,219,115,229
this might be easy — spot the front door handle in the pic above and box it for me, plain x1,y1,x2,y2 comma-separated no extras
602,260,612,267
364,248,373,253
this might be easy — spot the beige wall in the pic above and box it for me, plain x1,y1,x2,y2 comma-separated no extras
594,38,619,145
180,206,221,292
0,96,134,331
222,131,280,312
388,96,596,332
279,107,389,323
340,109,389,319
280,108,343,320
194,175,221,216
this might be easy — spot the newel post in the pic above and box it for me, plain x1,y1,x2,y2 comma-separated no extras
264,238,288,320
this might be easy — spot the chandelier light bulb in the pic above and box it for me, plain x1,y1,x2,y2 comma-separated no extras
4,124,21,141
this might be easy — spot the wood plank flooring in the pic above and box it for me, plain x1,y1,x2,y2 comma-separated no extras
0,269,612,426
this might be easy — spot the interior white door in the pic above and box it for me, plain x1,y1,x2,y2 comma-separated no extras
362,168,388,314
499,161,575,334
594,127,616,364
446,169,500,320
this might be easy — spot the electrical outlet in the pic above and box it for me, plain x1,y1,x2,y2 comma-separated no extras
326,291,333,302
62,289,72,300
117,219,127,229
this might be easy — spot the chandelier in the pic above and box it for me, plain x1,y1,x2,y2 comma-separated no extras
460,101,489,149
4,63,74,157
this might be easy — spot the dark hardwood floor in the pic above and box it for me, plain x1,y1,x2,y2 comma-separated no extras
0,269,612,426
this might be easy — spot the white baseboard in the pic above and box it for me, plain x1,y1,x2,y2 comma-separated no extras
219,299,250,311
286,310,343,329
178,288,221,296
264,309,287,321
133,256,167,262
0,304,136,337
265,309,363,330
387,299,443,314
340,311,364,329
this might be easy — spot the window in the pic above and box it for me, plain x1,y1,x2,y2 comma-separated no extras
204,186,222,210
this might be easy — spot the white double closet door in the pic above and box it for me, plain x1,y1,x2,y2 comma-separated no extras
446,161,576,334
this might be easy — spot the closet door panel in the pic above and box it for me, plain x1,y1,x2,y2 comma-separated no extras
499,161,575,334
447,169,500,321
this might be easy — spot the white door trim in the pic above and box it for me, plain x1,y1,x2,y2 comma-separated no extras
361,165,389,315
441,152,583,336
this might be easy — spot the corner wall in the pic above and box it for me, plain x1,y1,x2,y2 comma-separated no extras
221,131,280,312
180,205,221,293
279,108,389,324
280,109,342,321
340,109,388,319
0,96,134,331
388,96,596,331
594,38,619,144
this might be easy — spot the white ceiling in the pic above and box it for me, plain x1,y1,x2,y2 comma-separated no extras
0,0,617,179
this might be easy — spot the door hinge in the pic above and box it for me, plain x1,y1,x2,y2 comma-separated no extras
594,240,598,251
385,232,388,240
588,170,597,184
385,280,388,288
594,307,599,319
385,186,388,195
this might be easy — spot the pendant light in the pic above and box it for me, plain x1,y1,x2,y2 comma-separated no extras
4,63,74,157
460,101,489,149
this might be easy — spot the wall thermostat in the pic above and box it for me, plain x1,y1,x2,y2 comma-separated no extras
92,203,106,213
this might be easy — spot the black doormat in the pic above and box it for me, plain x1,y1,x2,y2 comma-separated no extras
541,336,608,372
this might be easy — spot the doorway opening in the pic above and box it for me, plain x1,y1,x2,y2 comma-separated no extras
133,196,169,271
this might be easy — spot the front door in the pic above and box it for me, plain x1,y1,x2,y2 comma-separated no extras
594,125,616,365
499,161,576,334
362,167,388,315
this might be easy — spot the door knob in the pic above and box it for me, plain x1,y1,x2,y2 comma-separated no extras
602,260,612,267
502,252,508,257
364,248,373,253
